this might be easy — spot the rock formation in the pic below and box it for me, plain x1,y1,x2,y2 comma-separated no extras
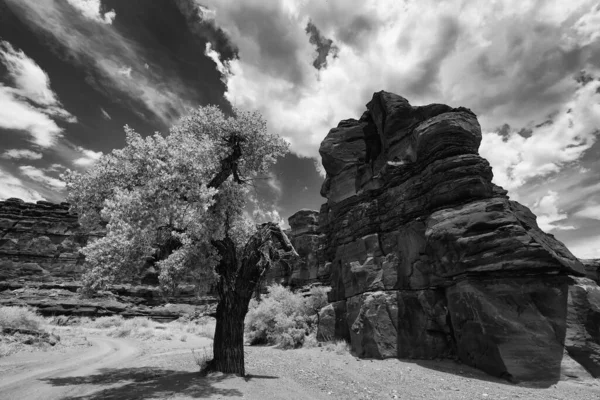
0,198,214,320
581,258,600,284
316,91,600,383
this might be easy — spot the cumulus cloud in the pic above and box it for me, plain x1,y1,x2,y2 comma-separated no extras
65,0,115,24
18,165,66,189
480,78,600,192
5,0,193,126
0,41,76,147
0,167,45,202
530,191,576,232
72,146,103,166
2,149,43,160
201,0,600,162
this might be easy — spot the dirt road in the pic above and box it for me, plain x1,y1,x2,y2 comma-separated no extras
1,334,599,399
0,336,142,399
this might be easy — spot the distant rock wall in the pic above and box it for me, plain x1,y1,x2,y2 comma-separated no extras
0,198,213,320
316,91,600,383
0,198,98,283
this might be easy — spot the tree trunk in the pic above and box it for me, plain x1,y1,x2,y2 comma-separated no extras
211,290,248,375
205,222,297,376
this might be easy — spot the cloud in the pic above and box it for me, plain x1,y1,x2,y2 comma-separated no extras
1,149,43,160
565,233,600,259
201,0,600,162
0,40,77,147
575,203,600,220
117,66,132,78
100,107,112,120
0,167,45,202
65,0,115,24
480,78,600,192
530,190,576,232
0,86,64,147
18,165,66,189
72,146,103,166
5,1,193,126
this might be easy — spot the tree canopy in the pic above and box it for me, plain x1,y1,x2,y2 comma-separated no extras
63,105,289,295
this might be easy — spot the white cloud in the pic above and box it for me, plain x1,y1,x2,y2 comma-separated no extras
0,167,45,202
18,165,66,189
202,0,600,160
480,80,600,193
0,40,76,147
5,1,193,126
0,86,64,147
72,146,103,166
566,234,600,259
531,190,576,232
117,66,132,78
65,0,115,24
1,149,43,160
100,107,112,120
575,204,600,220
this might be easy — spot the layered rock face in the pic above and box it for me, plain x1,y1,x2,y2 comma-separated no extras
0,198,213,320
0,198,94,282
317,91,600,383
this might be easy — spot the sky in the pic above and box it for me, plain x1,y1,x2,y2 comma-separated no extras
0,0,599,259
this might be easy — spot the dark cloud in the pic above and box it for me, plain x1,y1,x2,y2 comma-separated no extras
174,0,238,61
335,15,376,49
305,21,338,70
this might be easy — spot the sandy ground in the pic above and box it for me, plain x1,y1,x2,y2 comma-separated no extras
0,330,599,400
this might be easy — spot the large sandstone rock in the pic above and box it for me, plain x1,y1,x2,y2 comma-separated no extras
316,91,600,383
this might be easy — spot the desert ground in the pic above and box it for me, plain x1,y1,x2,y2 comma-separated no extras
1,318,599,400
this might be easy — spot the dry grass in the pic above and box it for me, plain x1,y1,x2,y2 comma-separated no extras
58,314,216,342
322,339,351,355
191,346,212,371
0,306,53,357
0,306,44,331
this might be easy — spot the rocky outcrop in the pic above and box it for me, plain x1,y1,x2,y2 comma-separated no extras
0,198,98,282
316,91,600,383
0,198,214,321
261,209,325,289
581,259,600,284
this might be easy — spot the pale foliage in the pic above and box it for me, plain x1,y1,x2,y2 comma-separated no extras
63,105,288,294
245,284,329,348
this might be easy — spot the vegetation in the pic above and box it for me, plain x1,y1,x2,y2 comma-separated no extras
245,284,328,348
62,105,293,376
0,306,57,357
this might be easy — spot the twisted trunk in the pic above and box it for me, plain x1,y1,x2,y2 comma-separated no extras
206,223,297,376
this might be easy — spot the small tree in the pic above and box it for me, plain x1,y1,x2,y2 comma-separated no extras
63,105,295,376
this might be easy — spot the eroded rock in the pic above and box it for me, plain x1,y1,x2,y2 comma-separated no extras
315,91,600,383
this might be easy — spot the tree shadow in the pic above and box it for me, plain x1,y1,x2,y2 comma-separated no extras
42,367,245,399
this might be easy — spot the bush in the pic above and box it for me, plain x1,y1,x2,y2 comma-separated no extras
245,284,328,349
0,306,44,331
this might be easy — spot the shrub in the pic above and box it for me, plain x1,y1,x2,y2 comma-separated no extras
0,306,44,331
245,284,328,349
90,315,124,329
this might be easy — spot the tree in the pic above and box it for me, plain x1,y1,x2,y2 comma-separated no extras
63,105,295,376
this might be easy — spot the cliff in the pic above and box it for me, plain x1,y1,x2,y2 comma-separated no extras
0,198,213,320
316,91,600,383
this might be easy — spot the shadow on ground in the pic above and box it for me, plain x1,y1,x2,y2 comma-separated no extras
42,367,259,399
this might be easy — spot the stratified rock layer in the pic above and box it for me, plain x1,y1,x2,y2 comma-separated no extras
0,198,213,320
317,91,599,383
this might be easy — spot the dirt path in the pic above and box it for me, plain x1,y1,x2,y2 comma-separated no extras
0,336,140,400
1,335,599,399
